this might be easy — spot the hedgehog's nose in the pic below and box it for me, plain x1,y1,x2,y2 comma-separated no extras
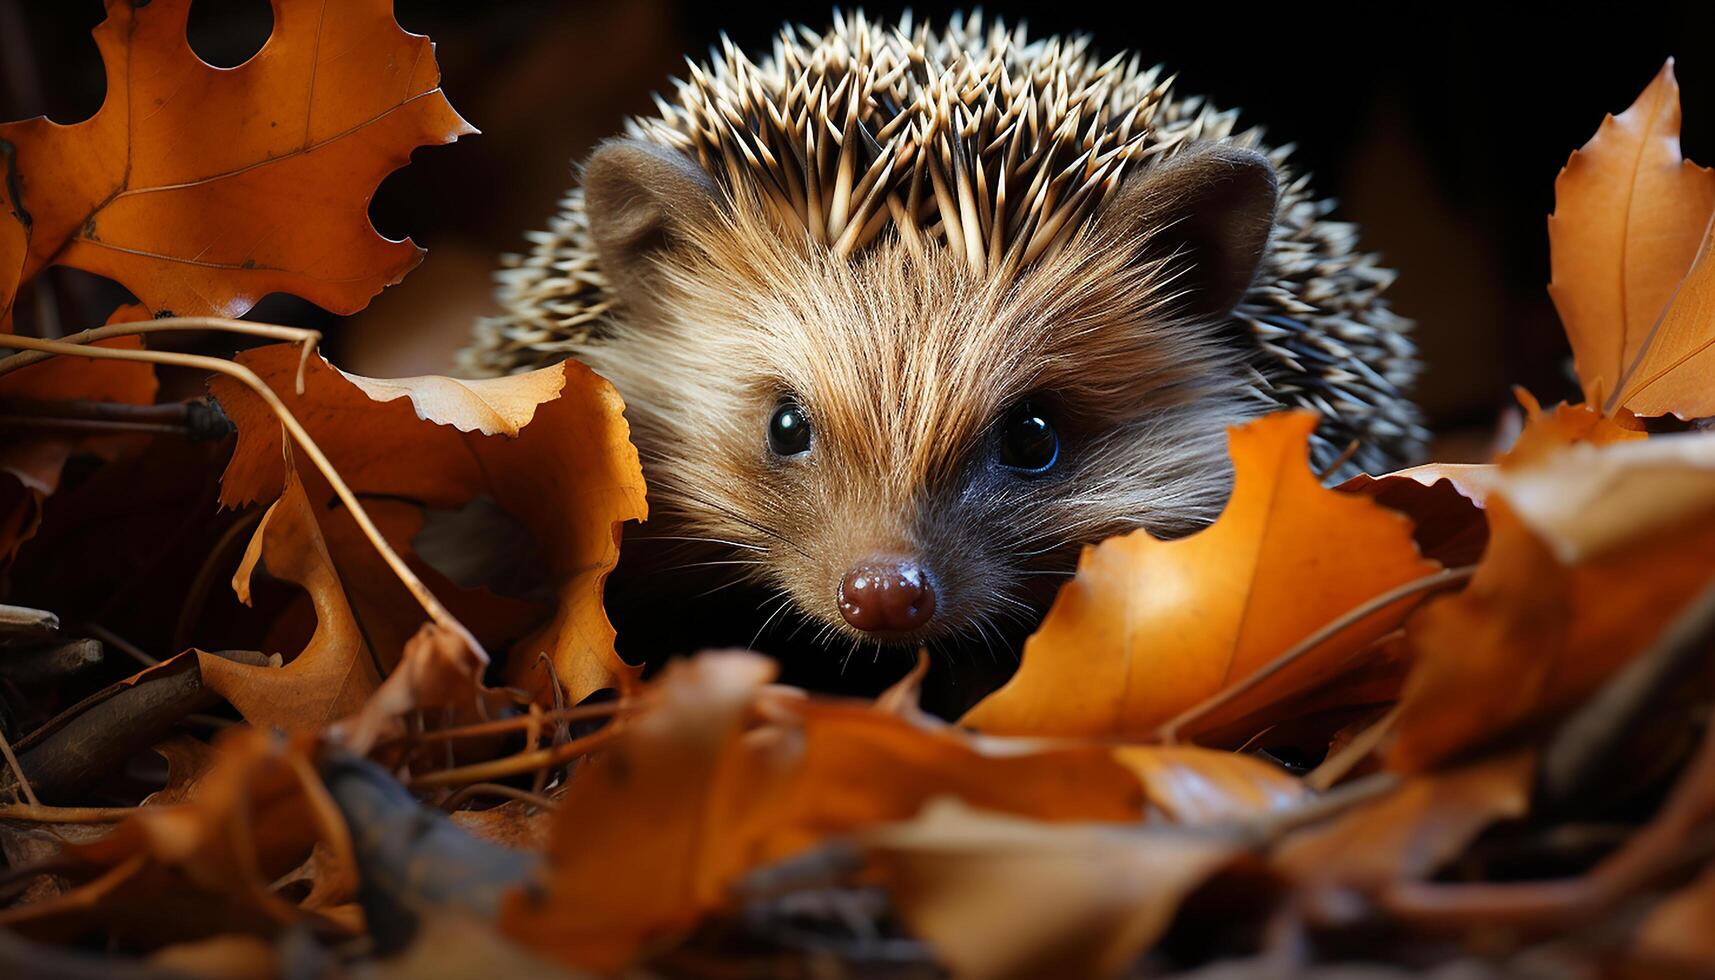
838,560,936,633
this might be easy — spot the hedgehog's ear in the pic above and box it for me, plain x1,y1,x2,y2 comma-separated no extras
1106,144,1278,320
581,138,723,304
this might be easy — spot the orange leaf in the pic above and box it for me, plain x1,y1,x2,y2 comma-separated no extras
1620,219,1715,417
501,652,1146,972
1498,390,1644,468
1111,746,1308,824
0,0,473,324
210,345,647,704
1391,435,1715,771
166,449,381,734
1548,59,1715,408
962,412,1439,743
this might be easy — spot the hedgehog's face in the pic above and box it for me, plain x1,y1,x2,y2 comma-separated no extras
578,139,1278,650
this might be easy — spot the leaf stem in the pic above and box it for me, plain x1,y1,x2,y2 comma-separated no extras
0,316,322,393
1155,566,1476,745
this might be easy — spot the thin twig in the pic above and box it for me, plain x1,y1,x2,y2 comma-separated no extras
1156,566,1476,745
1316,439,1362,482
0,333,486,662
0,415,189,436
0,316,321,392
68,621,158,667
407,727,618,790
0,726,40,807
172,508,266,654
1305,706,1400,793
438,782,559,812
378,699,646,749
0,803,137,823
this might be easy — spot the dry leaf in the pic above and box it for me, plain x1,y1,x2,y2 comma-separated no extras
501,651,1148,972
211,450,381,732
963,412,1438,743
1630,860,1715,970
1619,220,1715,417
211,344,647,704
1498,391,1645,468
1111,746,1309,824
1275,750,1533,887
1391,488,1715,771
1339,466,1492,568
0,305,157,560
0,0,472,323
333,621,518,755
0,728,350,944
863,798,1241,980
1548,59,1715,408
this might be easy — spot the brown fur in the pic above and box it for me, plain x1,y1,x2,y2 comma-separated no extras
579,182,1261,647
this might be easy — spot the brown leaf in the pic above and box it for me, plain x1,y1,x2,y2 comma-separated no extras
1111,746,1309,824
1391,465,1715,771
1619,219,1715,417
0,304,157,560
863,798,1241,980
501,652,1147,972
1548,59,1715,408
0,0,472,323
0,727,351,945
1497,391,1644,468
1631,861,1715,971
963,412,1439,743
332,621,520,755
210,450,380,733
210,344,647,704
1274,751,1533,888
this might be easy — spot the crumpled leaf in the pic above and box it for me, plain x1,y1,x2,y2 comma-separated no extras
210,344,646,704
0,304,157,560
208,449,381,732
963,412,1439,743
1548,59,1715,409
1340,467,1491,568
863,798,1243,980
0,727,352,945
1391,435,1715,771
501,651,1147,973
0,0,473,323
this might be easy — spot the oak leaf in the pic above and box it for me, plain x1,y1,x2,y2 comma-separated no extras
0,0,473,325
1548,59,1715,410
962,412,1439,743
210,344,647,703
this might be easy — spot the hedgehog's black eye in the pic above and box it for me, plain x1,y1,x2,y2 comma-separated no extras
999,400,1059,473
767,398,812,456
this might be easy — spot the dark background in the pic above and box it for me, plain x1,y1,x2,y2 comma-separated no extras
5,0,1714,452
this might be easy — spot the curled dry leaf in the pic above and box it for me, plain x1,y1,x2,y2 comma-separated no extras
0,0,473,324
1275,750,1534,890
1391,437,1715,771
963,412,1439,743
211,344,647,704
0,727,351,945
501,651,1148,973
1617,219,1715,418
1548,59,1715,410
863,798,1242,980
0,304,157,561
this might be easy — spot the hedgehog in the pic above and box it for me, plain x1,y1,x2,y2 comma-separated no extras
460,11,1425,670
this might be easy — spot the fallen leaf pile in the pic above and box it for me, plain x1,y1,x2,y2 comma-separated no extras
2,6,1714,978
